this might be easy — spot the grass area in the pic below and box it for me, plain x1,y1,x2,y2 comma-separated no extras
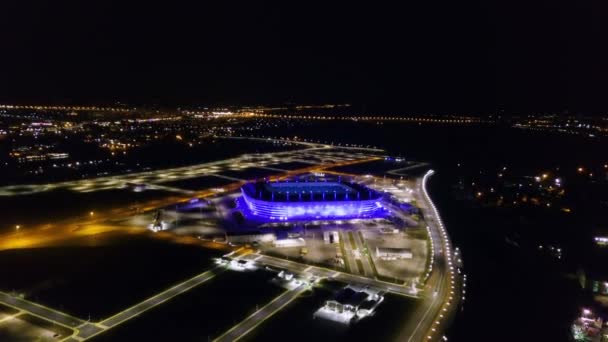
91,269,285,341
406,227,430,240
404,224,432,284
358,231,408,285
376,274,406,284
0,235,223,320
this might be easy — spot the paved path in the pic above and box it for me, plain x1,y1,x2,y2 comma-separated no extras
0,266,224,341
100,268,223,329
214,285,307,342
353,230,374,277
0,291,85,328
245,254,419,298
0,291,105,341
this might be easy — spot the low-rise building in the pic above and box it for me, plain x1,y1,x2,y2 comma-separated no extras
315,285,384,323
376,247,413,260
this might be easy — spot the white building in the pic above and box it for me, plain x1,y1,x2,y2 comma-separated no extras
323,231,340,244
315,285,384,324
376,247,413,260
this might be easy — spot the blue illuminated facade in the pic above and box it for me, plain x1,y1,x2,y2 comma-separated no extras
239,180,386,221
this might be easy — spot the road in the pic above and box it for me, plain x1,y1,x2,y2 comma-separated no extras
396,170,459,342
214,285,308,342
99,268,223,329
0,267,224,341
243,254,419,298
340,231,360,275
352,230,375,277
0,291,104,341
0,292,84,327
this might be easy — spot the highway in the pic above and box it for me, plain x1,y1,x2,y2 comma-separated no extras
214,285,308,342
397,170,459,342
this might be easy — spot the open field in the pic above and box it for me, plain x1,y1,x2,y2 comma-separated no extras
0,188,176,230
91,269,285,341
0,235,222,320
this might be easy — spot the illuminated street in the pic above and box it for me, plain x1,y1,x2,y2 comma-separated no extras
0,137,381,197
214,285,308,342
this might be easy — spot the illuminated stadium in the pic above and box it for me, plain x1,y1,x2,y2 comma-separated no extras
239,179,386,221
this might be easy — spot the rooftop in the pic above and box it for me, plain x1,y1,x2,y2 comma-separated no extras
242,179,382,202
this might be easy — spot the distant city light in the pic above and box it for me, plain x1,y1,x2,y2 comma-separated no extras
594,236,608,246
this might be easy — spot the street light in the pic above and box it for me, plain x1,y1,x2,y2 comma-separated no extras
15,225,20,230
89,211,95,216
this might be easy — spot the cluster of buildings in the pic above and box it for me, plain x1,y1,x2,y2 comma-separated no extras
315,285,384,324
571,308,605,341
9,145,69,164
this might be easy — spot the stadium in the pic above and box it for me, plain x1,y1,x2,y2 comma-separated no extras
239,179,386,221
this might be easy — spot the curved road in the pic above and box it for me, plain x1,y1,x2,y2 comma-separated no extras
400,170,460,342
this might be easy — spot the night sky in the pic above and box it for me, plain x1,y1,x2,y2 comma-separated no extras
1,1,607,113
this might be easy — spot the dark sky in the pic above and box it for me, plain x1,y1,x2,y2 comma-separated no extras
1,1,607,113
